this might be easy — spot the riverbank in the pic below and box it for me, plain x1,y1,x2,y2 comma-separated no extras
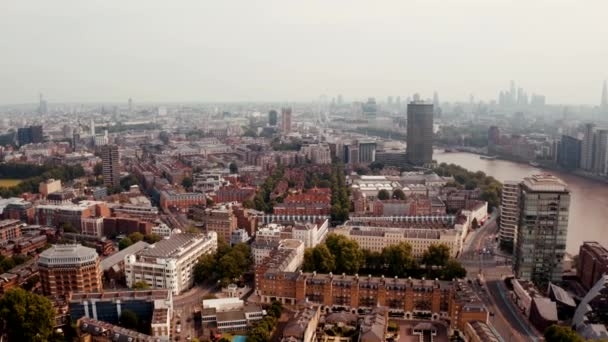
437,147,608,185
435,150,608,254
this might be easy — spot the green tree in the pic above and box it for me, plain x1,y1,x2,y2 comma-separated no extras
182,176,193,189
0,288,55,342
471,218,480,229
382,242,416,277
377,189,390,200
118,237,133,250
128,232,144,243
326,234,365,274
268,301,283,318
229,162,238,174
303,245,336,273
93,162,103,176
119,309,139,330
441,259,467,280
194,253,217,284
144,233,161,244
392,189,407,200
421,244,451,267
132,281,150,290
544,324,583,342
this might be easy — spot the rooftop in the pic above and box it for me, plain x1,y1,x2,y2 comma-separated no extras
522,174,568,192
136,233,213,258
100,241,150,271
38,244,98,266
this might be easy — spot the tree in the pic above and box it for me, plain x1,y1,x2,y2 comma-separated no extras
268,301,283,318
369,161,384,171
303,245,336,273
229,162,238,174
144,233,161,244
119,309,139,330
93,162,103,176
0,288,55,342
392,189,406,200
182,176,193,189
544,325,584,342
441,259,467,280
421,244,451,267
118,237,133,250
194,254,216,284
132,281,150,290
382,242,416,277
471,218,480,229
128,232,144,243
377,189,390,200
326,234,365,274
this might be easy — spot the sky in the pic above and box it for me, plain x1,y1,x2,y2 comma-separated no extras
1,0,607,105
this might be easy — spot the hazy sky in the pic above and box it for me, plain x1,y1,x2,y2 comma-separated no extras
1,0,607,105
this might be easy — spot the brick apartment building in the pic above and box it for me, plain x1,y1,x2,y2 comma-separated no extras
38,244,103,296
189,204,238,242
159,190,205,211
0,219,22,242
256,268,487,331
103,217,153,236
578,241,608,290
215,185,256,204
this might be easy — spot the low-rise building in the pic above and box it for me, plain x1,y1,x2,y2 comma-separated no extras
70,289,172,340
334,222,460,258
125,233,217,295
200,298,264,333
281,306,321,342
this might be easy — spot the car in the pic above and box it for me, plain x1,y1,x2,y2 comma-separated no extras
176,324,181,333
489,311,495,317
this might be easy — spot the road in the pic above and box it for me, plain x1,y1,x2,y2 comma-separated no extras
172,284,215,341
458,213,542,342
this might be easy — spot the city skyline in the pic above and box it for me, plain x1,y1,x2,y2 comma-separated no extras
1,1,607,105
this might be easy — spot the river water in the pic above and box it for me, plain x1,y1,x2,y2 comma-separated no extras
434,150,608,254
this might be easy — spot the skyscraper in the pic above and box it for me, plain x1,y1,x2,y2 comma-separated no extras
268,110,278,126
581,123,596,171
128,97,133,113
281,107,292,133
593,129,608,175
406,100,434,166
101,144,120,189
38,93,48,115
602,80,608,113
514,174,570,286
90,119,96,136
498,181,520,249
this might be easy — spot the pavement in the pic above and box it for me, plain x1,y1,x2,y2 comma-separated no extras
458,213,542,342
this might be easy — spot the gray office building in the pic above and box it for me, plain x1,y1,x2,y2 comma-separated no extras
514,174,570,287
406,101,434,166
358,141,377,163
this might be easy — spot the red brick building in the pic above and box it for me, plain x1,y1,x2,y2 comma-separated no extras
578,241,608,290
103,217,152,236
215,185,256,204
256,267,487,331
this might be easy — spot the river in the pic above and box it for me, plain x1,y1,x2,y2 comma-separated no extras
434,150,608,254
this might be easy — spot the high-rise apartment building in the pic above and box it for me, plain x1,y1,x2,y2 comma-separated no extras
581,123,596,171
17,125,43,146
593,129,608,175
101,144,120,189
38,244,103,296
406,100,434,166
514,174,570,286
557,135,582,170
499,181,520,248
268,110,278,126
281,107,292,133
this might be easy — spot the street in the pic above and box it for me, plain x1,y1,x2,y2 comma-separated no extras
172,284,215,341
458,213,542,342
